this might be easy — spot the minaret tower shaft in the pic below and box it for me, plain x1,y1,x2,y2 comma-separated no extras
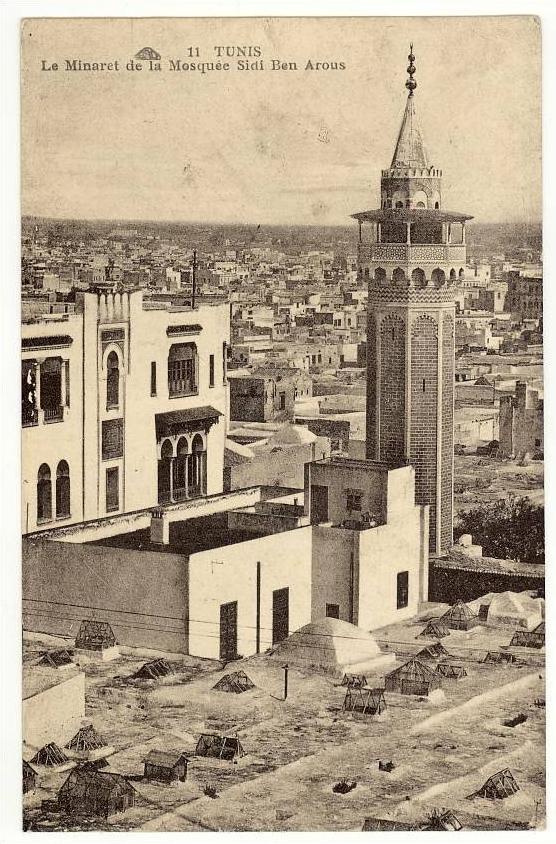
353,47,473,556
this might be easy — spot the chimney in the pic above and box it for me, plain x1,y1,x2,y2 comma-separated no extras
150,508,169,545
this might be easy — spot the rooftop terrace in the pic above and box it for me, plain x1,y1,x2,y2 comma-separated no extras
86,512,267,556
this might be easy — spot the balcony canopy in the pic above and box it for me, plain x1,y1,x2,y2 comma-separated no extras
155,406,222,440
352,208,473,224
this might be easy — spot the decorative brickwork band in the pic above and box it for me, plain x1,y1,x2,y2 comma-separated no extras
441,312,455,552
379,314,406,463
410,314,438,551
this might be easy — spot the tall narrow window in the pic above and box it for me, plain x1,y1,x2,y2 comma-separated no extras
22,360,38,426
158,439,174,504
55,460,70,518
64,360,70,407
41,358,62,422
397,571,409,609
106,351,120,409
150,361,157,397
106,467,119,512
173,437,189,500
189,433,206,497
222,341,228,384
209,354,215,388
37,463,52,522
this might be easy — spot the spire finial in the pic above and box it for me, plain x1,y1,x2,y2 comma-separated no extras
405,43,417,97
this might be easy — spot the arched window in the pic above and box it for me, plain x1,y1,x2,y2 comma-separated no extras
161,439,173,460
434,202,440,209
106,351,120,409
173,437,189,499
411,268,427,289
168,344,198,397
431,268,446,288
56,460,70,518
37,463,52,522
392,267,406,286
412,190,427,208
449,269,457,285
395,201,404,209
374,267,387,284
158,439,174,504
189,434,206,497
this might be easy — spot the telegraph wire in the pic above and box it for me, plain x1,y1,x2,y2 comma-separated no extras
22,598,545,656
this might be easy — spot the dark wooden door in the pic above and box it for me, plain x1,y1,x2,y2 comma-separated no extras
272,587,289,645
220,601,238,661
310,484,329,524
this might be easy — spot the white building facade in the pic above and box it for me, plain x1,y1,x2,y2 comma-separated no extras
22,290,230,533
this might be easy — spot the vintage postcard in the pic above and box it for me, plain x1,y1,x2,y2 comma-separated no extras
19,15,544,832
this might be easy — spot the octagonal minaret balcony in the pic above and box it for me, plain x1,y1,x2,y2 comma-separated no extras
354,208,472,271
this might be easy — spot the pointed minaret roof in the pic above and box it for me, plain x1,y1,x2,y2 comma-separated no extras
390,45,429,169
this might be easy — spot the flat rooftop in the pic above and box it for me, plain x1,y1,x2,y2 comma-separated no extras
312,456,410,472
87,512,266,556
434,550,545,579
23,664,81,700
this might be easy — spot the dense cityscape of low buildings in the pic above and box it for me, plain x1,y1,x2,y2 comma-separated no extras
20,49,544,833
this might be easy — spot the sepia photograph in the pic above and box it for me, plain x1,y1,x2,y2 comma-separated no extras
14,10,546,834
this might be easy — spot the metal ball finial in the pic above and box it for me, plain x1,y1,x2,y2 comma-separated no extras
405,43,417,96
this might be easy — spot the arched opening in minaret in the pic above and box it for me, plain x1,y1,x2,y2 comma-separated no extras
411,268,426,288
449,269,457,285
431,268,446,288
392,267,407,286
458,268,465,280
434,201,440,209
395,201,404,209
450,222,464,244
374,267,387,284
412,190,427,208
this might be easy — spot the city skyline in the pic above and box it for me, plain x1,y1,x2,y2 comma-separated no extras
22,17,541,226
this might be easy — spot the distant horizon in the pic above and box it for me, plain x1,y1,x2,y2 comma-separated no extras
22,214,543,230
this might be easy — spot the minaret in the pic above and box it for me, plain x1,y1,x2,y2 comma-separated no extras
353,47,473,556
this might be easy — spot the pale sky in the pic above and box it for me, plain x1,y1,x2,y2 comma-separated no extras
21,16,541,225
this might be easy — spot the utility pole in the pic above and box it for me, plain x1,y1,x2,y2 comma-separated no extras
191,249,197,308
283,663,289,700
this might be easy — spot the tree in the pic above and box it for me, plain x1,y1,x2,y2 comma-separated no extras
454,495,544,565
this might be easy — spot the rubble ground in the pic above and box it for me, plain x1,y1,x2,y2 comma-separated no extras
454,455,544,513
23,609,545,831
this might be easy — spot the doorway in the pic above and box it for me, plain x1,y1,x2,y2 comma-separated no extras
219,601,238,661
272,588,289,645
